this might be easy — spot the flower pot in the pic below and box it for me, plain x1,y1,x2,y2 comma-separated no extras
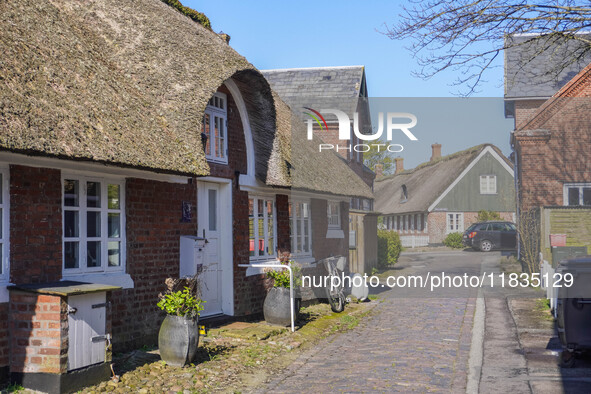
263,287,301,326
158,315,199,367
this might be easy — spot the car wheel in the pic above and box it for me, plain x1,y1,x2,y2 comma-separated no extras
479,239,493,252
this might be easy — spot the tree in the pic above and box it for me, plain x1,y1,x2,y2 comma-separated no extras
385,0,591,95
363,143,397,174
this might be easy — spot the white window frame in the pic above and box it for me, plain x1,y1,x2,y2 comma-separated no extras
446,212,464,234
480,175,497,194
564,183,591,206
0,166,9,284
203,92,228,164
327,201,341,229
248,195,277,261
61,175,126,275
289,200,312,258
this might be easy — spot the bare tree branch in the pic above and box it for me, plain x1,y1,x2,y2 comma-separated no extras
384,0,591,95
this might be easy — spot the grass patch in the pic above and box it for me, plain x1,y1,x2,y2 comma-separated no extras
534,298,554,322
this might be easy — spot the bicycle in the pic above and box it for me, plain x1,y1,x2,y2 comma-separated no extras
324,256,348,313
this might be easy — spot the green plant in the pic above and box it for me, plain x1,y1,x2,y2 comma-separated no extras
157,286,205,318
477,210,502,222
377,230,402,267
266,261,301,288
443,232,464,249
159,0,211,29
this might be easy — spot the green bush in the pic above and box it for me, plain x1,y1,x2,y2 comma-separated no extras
160,0,212,29
443,232,464,249
157,287,205,318
266,261,301,288
377,230,402,267
477,210,501,222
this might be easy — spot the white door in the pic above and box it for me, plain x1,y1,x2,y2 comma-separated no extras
197,182,223,316
67,292,107,371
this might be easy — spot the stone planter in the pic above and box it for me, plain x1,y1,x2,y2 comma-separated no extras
263,287,301,326
158,315,199,367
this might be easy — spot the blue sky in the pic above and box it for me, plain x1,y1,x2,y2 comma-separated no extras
188,0,514,168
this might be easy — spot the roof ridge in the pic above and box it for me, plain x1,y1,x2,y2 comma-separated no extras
376,144,488,182
261,65,365,73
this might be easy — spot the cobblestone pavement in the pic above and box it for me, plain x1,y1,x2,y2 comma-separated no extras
261,251,480,393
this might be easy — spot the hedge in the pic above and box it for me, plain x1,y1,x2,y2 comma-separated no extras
377,230,402,267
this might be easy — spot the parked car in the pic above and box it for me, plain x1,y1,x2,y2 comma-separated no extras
462,221,517,252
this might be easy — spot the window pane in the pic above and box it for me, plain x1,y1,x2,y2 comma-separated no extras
108,213,120,238
0,173,2,204
584,188,591,205
87,181,101,208
64,242,79,269
0,246,2,275
249,199,255,257
87,211,101,238
0,208,2,237
258,200,264,256
203,113,211,156
64,180,79,207
108,184,120,209
303,217,310,252
267,200,274,255
208,189,217,231
64,210,79,238
108,241,121,267
87,241,101,268
568,187,580,206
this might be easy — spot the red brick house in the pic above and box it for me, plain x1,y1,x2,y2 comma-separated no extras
0,0,372,391
375,144,515,245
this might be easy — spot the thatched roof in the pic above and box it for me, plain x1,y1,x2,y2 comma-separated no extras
0,0,372,199
374,144,509,214
0,0,268,176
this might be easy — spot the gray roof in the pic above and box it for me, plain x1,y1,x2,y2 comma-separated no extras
261,66,367,120
505,34,591,99
374,145,509,215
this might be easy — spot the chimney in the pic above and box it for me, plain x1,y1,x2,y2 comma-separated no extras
395,157,404,174
374,163,383,179
431,143,442,161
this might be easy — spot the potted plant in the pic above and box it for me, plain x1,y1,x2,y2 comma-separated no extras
157,277,205,367
263,261,302,326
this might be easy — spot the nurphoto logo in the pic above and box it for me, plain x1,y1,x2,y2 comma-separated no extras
303,107,418,153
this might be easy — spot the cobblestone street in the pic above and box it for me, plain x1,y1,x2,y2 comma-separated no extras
261,251,480,393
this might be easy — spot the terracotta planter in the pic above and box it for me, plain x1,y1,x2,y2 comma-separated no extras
263,287,301,326
158,315,199,367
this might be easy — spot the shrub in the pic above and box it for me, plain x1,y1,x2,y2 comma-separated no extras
157,287,205,318
477,210,501,222
377,230,402,267
443,232,464,249
266,261,302,288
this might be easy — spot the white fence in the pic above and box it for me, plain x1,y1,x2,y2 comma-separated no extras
400,235,430,248
539,253,557,316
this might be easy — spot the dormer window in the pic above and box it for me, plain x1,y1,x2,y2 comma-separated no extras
401,184,408,202
202,92,228,164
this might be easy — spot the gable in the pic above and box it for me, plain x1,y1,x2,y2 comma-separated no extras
432,149,515,212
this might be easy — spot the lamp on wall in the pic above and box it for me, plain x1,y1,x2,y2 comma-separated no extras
200,132,208,151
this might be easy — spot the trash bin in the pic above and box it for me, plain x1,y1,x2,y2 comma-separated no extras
555,256,591,366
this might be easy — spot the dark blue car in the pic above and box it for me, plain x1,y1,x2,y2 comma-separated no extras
462,221,517,252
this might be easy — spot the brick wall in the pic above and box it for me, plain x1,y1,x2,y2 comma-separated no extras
0,303,8,376
111,178,197,351
514,99,546,129
9,292,67,374
515,101,591,211
10,166,62,284
310,199,348,261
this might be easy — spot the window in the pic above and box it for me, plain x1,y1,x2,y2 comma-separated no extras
249,196,276,260
327,201,341,228
564,184,591,206
446,213,464,233
202,92,228,164
0,169,9,283
63,177,125,274
480,175,497,194
290,201,312,256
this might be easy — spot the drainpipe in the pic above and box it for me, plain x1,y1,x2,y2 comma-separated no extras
511,130,521,259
